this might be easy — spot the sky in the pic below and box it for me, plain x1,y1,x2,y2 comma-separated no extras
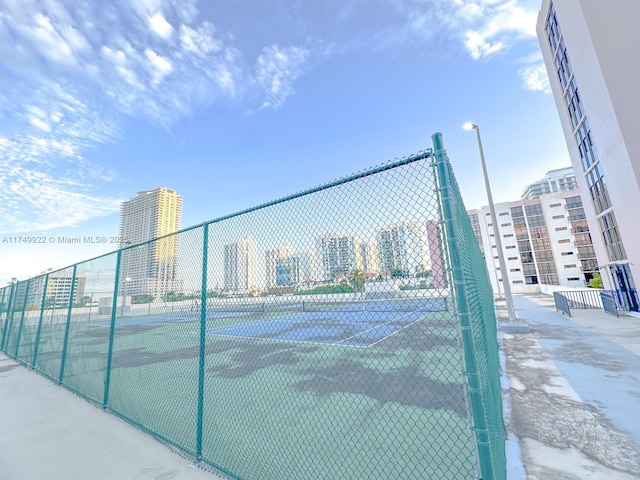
0,0,573,285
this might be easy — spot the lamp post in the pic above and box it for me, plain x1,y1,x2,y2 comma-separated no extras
463,122,517,322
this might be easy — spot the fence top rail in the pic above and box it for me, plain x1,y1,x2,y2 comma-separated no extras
11,149,434,283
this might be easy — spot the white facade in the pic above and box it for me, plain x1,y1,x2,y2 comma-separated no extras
537,0,640,310
224,236,258,292
316,233,361,281
376,221,430,277
521,167,577,200
468,191,597,294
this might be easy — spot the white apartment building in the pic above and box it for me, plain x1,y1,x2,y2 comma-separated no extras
469,191,597,294
521,167,577,200
376,221,430,277
119,188,183,299
224,236,258,292
537,0,639,311
316,233,361,281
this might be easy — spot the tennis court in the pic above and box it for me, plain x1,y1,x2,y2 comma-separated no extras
206,298,448,347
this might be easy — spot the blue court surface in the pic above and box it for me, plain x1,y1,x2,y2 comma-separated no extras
206,299,448,347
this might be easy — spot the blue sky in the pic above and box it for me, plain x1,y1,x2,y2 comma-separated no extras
0,0,571,285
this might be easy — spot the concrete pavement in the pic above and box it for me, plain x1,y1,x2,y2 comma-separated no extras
0,355,224,480
501,294,640,479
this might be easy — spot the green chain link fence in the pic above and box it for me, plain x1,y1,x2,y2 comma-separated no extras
0,132,505,479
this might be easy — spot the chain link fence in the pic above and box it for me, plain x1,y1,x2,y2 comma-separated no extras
0,132,505,479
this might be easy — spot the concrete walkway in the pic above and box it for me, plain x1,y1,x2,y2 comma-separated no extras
501,294,640,479
1,293,639,479
0,355,224,480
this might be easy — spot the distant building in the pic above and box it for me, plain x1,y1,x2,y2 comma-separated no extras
316,234,361,281
224,236,258,292
359,241,380,276
376,221,430,277
275,256,300,287
521,167,577,200
299,248,321,284
468,191,598,293
15,274,86,309
119,187,183,299
265,244,294,289
537,0,639,310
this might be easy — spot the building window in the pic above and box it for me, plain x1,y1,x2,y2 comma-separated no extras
504,234,514,238
558,239,571,244
555,226,568,231
598,211,627,261
508,257,518,261
506,245,516,250
513,280,524,284
552,215,565,219
499,212,509,216
567,277,580,281
561,251,574,256
550,203,561,208
510,268,521,272
486,213,491,216
487,223,493,227
501,223,511,227
564,264,577,268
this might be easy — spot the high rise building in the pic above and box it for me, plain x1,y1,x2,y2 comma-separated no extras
316,234,361,281
224,236,258,292
119,188,183,299
376,221,430,277
521,167,577,200
265,244,294,289
299,248,321,285
469,191,598,293
359,241,380,276
537,0,639,310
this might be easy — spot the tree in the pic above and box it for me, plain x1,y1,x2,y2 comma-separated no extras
588,272,604,289
132,294,154,304
348,269,365,293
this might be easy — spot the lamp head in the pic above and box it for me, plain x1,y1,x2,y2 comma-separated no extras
462,122,477,131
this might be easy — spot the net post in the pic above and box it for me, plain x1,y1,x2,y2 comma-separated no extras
32,274,49,368
103,251,122,409
432,132,494,480
58,265,77,385
196,224,209,462
13,279,31,360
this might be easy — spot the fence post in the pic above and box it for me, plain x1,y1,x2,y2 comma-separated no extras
432,132,495,480
1,281,17,352
13,279,31,360
32,274,50,368
58,265,77,385
196,224,208,462
103,251,122,409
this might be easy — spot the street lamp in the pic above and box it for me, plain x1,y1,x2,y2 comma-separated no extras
463,122,517,322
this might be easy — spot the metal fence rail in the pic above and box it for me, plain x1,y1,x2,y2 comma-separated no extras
0,132,506,480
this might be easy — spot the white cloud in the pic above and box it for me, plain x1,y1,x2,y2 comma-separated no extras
457,0,538,60
465,30,504,59
255,45,309,109
148,12,174,39
519,62,550,93
145,48,174,85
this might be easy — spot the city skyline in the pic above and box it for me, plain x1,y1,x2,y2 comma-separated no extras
0,0,573,285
